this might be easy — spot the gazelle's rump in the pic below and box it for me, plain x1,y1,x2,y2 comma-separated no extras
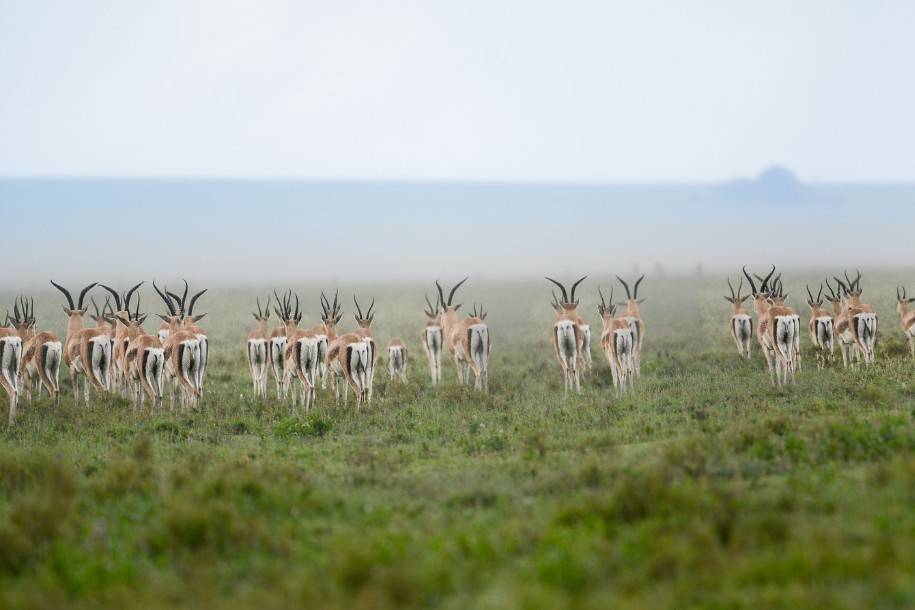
0,337,22,425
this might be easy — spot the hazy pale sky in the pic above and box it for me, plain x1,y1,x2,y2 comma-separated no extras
2,1,914,181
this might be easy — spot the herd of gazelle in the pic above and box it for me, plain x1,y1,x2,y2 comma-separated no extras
546,275,645,397
245,278,490,411
5,271,915,424
0,280,209,425
727,267,882,385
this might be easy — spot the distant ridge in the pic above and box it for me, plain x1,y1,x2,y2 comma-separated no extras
719,165,805,202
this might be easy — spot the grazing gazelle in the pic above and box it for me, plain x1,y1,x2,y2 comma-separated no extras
435,279,491,391
615,275,646,379
246,297,271,399
896,286,915,360
421,294,443,385
387,339,408,382
153,282,202,408
806,284,835,368
545,276,587,396
51,280,114,404
724,277,753,358
597,286,634,396
15,297,63,406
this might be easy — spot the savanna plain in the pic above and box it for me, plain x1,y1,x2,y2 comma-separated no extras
2,274,915,610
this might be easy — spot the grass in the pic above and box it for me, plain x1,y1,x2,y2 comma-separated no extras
2,273,915,609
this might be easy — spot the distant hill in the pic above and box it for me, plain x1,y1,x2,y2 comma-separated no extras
719,165,806,202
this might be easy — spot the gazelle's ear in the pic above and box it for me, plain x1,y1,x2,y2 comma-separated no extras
138,314,148,324
193,314,207,322
908,297,915,303
723,296,732,303
79,308,89,315
157,314,170,322
454,304,462,311
252,313,260,321
637,298,646,304
116,314,131,327
62,305,71,315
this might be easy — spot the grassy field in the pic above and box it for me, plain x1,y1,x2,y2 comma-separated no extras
2,274,915,609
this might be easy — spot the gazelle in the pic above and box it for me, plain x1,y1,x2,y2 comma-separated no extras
806,284,835,368
268,317,288,399
545,276,587,396
615,275,646,379
421,294,443,385
834,271,877,365
352,296,377,402
325,304,373,407
896,286,915,360
0,300,26,425
435,278,490,391
167,282,209,392
153,282,202,408
724,277,753,358
387,339,408,382
100,282,143,394
824,279,856,367
744,267,796,385
597,286,634,396
14,297,63,407
769,276,802,372
118,303,164,409
51,281,114,404
246,296,271,399
276,292,320,412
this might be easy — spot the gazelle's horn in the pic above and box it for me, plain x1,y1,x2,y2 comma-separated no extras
545,277,568,303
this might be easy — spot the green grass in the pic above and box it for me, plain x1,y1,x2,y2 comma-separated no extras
2,274,915,609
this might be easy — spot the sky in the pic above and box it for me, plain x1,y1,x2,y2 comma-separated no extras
2,1,915,182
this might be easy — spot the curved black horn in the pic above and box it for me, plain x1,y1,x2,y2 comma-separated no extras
759,266,776,293
124,281,144,309
741,267,757,296
424,294,437,316
806,285,815,303
633,274,645,299
545,277,568,303
598,286,607,309
448,277,468,306
353,295,364,318
570,275,587,303
77,282,98,310
100,285,123,310
153,282,177,315
50,281,75,309
833,276,848,294
616,276,631,300
727,278,736,299
435,281,446,309
188,289,207,316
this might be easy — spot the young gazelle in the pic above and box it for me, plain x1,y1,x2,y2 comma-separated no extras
51,281,114,404
724,277,753,358
421,294,443,385
835,271,878,365
15,297,63,406
387,339,408,382
896,286,915,360
597,287,634,396
277,292,320,412
246,297,271,399
153,282,202,408
435,279,491,391
806,284,835,368
545,276,587,396
615,275,646,379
